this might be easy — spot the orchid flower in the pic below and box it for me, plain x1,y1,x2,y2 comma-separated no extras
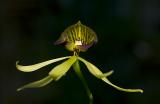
16,21,143,104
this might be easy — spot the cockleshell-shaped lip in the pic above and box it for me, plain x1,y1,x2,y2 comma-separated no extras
54,21,98,52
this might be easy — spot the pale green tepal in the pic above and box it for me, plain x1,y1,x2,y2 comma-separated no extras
16,21,143,104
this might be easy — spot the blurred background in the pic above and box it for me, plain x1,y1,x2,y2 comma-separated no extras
0,0,160,104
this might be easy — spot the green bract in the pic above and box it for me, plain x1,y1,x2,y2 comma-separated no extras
16,21,143,104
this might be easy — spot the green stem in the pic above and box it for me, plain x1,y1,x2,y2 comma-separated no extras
73,60,93,104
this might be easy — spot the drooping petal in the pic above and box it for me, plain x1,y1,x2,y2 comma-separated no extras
101,77,143,93
97,70,114,78
78,57,113,78
49,56,77,81
16,56,70,72
17,76,53,91
73,61,93,104
78,57,143,93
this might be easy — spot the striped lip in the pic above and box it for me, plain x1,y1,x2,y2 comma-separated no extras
55,21,98,52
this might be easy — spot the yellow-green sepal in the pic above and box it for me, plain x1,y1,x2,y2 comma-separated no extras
49,56,77,81
16,56,70,72
17,76,53,91
78,57,143,93
78,57,113,79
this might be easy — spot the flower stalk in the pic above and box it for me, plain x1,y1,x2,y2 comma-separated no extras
73,60,93,104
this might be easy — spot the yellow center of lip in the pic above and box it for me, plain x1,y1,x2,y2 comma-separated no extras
75,40,82,46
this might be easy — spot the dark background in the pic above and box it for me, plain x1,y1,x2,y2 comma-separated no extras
1,0,160,104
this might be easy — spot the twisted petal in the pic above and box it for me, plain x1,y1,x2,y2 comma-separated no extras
17,76,53,91
16,56,70,72
101,77,143,93
78,57,113,78
97,70,114,78
49,56,77,81
78,57,143,93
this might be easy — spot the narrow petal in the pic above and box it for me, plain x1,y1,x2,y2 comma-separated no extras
78,57,113,78
102,78,143,93
49,56,77,81
97,70,114,78
78,57,143,93
16,56,70,72
17,76,53,91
